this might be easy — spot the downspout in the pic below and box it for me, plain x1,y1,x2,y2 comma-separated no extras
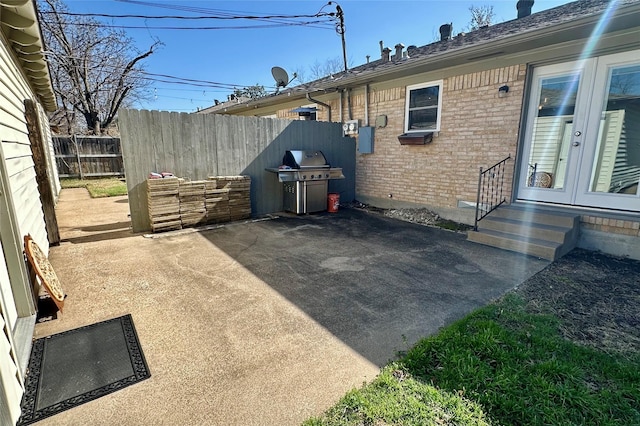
306,93,331,122
364,84,369,126
346,88,353,120
339,90,344,122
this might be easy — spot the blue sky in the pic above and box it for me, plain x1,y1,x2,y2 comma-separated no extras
62,0,571,112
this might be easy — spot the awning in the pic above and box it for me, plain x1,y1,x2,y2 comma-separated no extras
290,107,317,114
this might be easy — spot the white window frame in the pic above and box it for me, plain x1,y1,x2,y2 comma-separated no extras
404,80,443,133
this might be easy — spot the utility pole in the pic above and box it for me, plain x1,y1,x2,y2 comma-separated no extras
335,4,348,72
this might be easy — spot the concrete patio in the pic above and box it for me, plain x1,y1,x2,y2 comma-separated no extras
32,188,548,425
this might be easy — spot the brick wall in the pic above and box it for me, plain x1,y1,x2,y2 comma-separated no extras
272,65,526,213
270,65,526,213
277,110,299,120
266,65,640,256
354,65,525,210
581,215,640,237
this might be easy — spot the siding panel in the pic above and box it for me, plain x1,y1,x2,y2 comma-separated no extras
0,308,22,425
1,42,48,250
1,33,42,425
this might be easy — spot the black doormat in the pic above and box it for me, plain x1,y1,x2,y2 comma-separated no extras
18,314,151,425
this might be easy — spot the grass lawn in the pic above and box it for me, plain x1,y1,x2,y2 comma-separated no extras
60,177,128,198
305,294,640,425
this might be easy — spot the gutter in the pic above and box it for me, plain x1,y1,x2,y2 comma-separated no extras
316,5,640,89
0,1,57,111
306,92,331,122
220,2,640,114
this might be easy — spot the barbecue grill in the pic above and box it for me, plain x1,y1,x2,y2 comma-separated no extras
266,150,344,214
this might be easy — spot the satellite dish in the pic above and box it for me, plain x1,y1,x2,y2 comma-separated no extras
271,66,290,88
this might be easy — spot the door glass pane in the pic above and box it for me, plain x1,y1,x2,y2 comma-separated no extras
527,74,580,189
589,64,640,195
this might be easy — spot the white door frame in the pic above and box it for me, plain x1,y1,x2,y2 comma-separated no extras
574,50,640,211
518,59,596,205
518,51,640,212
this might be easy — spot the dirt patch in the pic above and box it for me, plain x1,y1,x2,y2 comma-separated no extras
514,248,640,355
344,202,472,232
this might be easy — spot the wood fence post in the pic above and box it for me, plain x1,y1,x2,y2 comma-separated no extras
73,134,83,179
24,99,61,245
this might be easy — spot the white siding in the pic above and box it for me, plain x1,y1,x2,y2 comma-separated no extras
1,25,52,426
591,111,624,192
0,271,22,425
529,115,573,175
1,35,48,251
0,234,18,331
609,107,640,193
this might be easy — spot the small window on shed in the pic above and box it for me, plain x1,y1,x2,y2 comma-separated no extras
405,80,443,133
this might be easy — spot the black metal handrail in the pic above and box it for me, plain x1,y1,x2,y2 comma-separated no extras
528,162,539,187
474,154,511,231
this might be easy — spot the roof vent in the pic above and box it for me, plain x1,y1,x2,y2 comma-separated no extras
394,43,404,61
517,0,534,18
382,47,391,63
439,23,453,41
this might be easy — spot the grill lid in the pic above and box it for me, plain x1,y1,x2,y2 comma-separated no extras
282,150,330,169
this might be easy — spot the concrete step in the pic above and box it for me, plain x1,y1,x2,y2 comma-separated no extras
490,204,579,228
468,204,581,261
467,228,561,260
478,215,573,244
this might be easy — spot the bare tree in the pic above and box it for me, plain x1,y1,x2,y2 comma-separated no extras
466,5,495,31
309,57,344,80
295,56,352,84
291,67,306,85
233,84,268,100
38,0,160,134
610,72,639,95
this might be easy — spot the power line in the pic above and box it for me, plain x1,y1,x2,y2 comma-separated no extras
114,0,335,20
40,49,276,90
141,71,244,88
39,11,334,20
153,94,212,101
39,20,333,31
151,86,233,93
49,64,272,92
39,1,327,108
39,1,337,31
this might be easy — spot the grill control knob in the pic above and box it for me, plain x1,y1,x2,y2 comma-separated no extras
302,175,307,180
325,173,329,178
311,174,315,179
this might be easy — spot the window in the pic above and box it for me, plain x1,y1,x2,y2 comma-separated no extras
405,81,443,133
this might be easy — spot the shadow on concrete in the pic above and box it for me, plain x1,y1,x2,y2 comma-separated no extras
61,228,138,244
199,208,549,366
80,221,132,232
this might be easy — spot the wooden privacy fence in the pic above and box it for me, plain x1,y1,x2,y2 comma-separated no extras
53,135,124,178
119,109,356,232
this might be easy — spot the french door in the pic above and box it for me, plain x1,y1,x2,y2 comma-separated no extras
518,51,640,212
